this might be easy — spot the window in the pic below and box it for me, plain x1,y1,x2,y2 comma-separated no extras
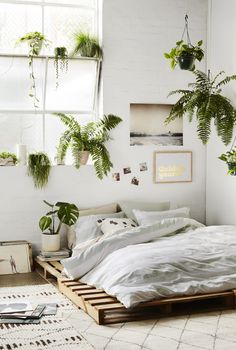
0,0,100,162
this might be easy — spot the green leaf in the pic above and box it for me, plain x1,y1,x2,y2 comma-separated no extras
57,203,79,226
43,200,54,208
39,216,52,232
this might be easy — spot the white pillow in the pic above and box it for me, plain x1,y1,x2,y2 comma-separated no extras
75,211,125,245
98,218,137,236
133,207,190,226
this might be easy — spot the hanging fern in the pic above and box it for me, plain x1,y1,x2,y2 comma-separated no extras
27,152,51,189
55,113,122,179
165,70,236,145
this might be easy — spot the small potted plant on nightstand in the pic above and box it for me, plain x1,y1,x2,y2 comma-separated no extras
219,146,236,176
39,200,79,252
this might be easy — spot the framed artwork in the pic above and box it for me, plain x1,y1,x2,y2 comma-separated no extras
153,151,192,183
130,103,183,146
0,242,32,275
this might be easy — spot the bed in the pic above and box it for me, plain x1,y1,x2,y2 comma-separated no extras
58,204,236,324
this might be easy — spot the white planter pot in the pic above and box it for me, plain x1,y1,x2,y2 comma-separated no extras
79,151,90,165
41,233,60,252
0,157,15,166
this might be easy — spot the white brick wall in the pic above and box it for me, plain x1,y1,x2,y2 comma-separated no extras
0,0,208,250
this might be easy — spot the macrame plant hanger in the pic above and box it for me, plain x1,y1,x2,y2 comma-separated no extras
180,14,192,47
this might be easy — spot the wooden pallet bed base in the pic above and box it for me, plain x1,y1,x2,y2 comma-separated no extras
34,258,236,325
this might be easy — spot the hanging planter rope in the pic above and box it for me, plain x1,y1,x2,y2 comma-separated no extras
219,136,236,176
164,14,204,70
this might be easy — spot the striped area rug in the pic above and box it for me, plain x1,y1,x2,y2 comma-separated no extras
0,284,93,350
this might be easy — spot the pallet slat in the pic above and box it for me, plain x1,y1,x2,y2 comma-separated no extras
35,258,236,326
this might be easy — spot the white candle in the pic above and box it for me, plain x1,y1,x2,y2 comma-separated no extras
16,144,27,165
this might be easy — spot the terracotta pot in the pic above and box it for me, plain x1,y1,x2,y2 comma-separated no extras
79,151,90,165
41,233,60,252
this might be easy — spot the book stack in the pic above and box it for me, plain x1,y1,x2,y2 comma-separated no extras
0,301,57,324
37,248,70,261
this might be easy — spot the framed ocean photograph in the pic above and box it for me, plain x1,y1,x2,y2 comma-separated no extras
130,103,183,146
153,151,192,183
0,242,31,275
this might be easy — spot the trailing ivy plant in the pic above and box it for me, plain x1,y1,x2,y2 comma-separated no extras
54,47,68,89
55,113,122,179
165,70,236,145
72,32,103,58
16,32,50,107
28,152,51,189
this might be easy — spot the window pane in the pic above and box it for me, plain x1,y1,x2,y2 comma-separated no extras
0,57,45,110
44,6,95,53
44,0,95,6
0,3,42,54
0,114,43,153
45,113,94,162
45,58,97,111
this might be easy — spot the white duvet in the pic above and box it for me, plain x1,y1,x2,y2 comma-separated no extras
62,218,236,308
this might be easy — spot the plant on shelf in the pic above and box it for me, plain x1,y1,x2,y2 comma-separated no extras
0,152,18,166
16,32,50,107
27,152,51,189
39,200,79,251
55,113,122,179
219,146,236,176
164,39,204,70
72,31,103,58
165,70,236,145
54,47,68,88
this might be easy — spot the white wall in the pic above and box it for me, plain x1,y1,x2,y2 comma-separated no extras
206,0,236,225
0,0,208,251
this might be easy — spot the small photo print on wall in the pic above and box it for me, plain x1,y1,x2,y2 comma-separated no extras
131,177,139,186
139,162,148,171
123,167,131,174
112,172,120,181
130,104,183,146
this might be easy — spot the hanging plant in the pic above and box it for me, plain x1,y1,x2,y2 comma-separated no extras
219,142,236,176
16,32,50,108
71,32,103,58
27,152,51,189
165,70,236,145
164,15,204,71
54,47,68,89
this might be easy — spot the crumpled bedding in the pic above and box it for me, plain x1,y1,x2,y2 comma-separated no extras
62,217,236,308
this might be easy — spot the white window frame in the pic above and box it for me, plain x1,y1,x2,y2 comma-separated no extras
0,0,101,151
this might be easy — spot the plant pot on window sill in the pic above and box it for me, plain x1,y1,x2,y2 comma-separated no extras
178,52,195,70
0,157,16,166
79,151,90,165
227,162,236,176
41,233,60,252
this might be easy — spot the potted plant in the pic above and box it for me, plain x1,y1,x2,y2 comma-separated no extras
16,32,50,107
28,152,51,189
55,112,122,179
0,152,18,166
165,70,236,145
71,32,103,58
164,40,204,70
219,147,236,176
54,46,68,88
39,200,79,252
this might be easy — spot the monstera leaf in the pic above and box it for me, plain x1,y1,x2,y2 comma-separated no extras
39,216,52,232
56,202,79,226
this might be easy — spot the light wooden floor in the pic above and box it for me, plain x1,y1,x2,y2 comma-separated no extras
0,272,47,287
